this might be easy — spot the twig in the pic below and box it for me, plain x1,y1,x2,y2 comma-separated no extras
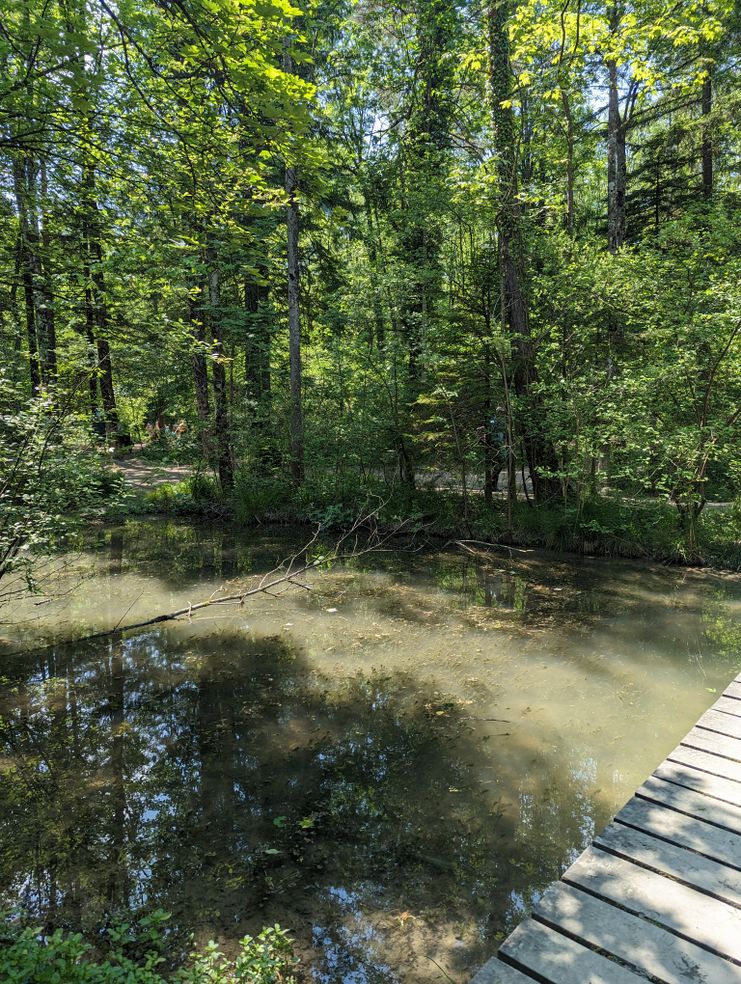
6,507,412,654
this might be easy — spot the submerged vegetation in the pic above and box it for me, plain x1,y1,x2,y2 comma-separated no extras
0,518,739,979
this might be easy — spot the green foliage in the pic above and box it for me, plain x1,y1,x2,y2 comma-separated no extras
0,375,124,604
232,474,294,524
0,915,299,984
186,928,299,984
1,0,739,577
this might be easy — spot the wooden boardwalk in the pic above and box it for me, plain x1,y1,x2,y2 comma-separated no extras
471,671,741,984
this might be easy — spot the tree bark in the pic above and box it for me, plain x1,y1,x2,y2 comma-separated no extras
701,65,713,200
488,0,560,503
189,280,211,459
37,160,57,383
607,9,626,252
83,164,129,443
560,88,575,235
83,267,103,435
285,162,304,486
207,254,233,491
12,158,42,392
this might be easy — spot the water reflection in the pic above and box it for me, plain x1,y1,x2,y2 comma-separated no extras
0,625,615,981
0,520,738,981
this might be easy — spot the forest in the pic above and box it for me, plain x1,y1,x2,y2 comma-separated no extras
0,1,740,978
1,0,740,577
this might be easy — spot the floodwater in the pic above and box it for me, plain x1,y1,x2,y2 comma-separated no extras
0,519,739,982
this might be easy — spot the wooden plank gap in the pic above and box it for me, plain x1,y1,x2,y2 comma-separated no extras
669,744,741,784
635,779,741,835
680,727,741,763
614,815,741,873
653,766,741,810
561,847,741,965
529,913,661,983
469,957,541,984
498,919,647,984
593,828,741,910
713,696,741,718
532,882,741,984
695,709,741,741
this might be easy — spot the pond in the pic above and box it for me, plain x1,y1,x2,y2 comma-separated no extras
1,519,739,982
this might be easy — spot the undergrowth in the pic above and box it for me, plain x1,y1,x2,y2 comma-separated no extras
105,470,741,570
0,912,299,983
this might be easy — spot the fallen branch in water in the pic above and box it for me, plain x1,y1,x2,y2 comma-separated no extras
452,538,532,557
9,505,412,653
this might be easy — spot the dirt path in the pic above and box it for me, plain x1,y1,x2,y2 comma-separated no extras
114,457,193,491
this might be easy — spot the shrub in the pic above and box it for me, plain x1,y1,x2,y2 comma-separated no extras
0,914,299,984
232,474,294,524
188,472,221,505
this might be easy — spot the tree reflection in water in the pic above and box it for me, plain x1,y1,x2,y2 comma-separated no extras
0,624,610,982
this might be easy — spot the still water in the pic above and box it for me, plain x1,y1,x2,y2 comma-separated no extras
1,519,739,982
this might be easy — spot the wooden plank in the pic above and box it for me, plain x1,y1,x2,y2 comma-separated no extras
714,695,741,718
723,681,741,701
594,821,741,907
637,775,741,834
654,760,741,809
681,726,741,762
499,918,644,984
697,708,741,741
669,743,741,784
534,881,741,984
562,845,741,963
469,959,537,984
616,795,741,870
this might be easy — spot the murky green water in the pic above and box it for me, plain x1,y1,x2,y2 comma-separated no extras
1,519,739,982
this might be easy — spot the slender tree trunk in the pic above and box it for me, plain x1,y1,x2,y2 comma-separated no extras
483,343,495,507
12,160,41,392
83,266,103,435
560,88,575,234
83,164,129,443
606,9,626,252
701,65,713,200
189,280,211,460
22,157,56,386
244,278,271,405
37,160,57,383
207,254,233,491
285,162,304,486
363,195,386,349
488,0,559,503
9,240,23,354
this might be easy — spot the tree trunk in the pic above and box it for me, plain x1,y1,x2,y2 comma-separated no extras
285,162,304,486
701,65,713,200
244,277,271,404
83,265,104,435
363,195,386,349
606,9,626,252
189,280,211,460
12,159,41,392
488,0,560,503
22,156,56,387
37,160,57,383
207,255,233,491
83,164,129,444
560,88,575,235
